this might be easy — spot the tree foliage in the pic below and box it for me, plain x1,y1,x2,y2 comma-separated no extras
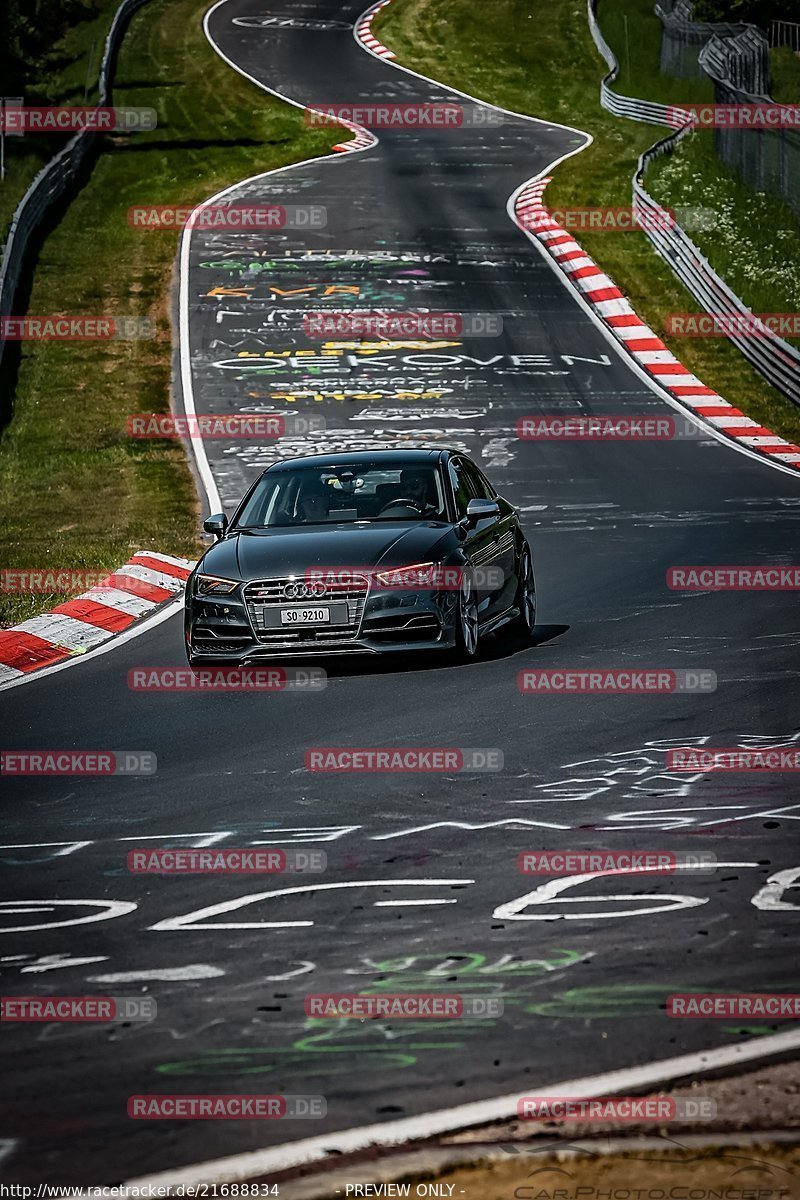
0,0,102,99
692,0,800,29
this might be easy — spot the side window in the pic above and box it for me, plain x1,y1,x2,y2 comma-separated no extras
448,458,473,519
461,459,494,500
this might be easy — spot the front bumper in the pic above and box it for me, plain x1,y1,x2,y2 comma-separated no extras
185,581,457,661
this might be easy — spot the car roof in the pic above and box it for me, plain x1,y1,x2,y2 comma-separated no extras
267,448,453,471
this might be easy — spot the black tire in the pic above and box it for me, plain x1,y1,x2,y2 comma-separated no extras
453,569,480,661
509,544,536,637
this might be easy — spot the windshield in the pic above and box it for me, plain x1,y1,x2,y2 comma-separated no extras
232,462,449,528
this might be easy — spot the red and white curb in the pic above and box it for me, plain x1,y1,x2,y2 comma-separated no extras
515,177,800,470
0,551,195,687
332,117,377,154
338,0,391,148
355,0,395,59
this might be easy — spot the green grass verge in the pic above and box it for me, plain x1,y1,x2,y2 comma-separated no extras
374,0,800,449
599,0,712,106
770,45,800,104
648,137,800,320
0,0,340,627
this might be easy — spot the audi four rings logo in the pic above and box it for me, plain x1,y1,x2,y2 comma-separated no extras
284,581,327,599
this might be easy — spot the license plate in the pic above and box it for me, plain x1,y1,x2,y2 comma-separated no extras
256,601,349,629
280,606,330,625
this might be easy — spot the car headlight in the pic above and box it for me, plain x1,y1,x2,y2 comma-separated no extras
375,562,438,588
194,574,240,596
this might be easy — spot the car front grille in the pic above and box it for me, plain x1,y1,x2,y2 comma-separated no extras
192,640,252,654
244,575,370,644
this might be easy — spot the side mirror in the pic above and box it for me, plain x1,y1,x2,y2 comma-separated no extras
464,498,500,527
203,512,228,540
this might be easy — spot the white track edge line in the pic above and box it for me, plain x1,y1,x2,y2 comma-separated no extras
0,598,183,693
352,0,595,137
8,0,794,694
0,2,377,694
354,0,799,483
123,1027,800,1187
182,0,382,519
507,179,800,481
113,12,800,1190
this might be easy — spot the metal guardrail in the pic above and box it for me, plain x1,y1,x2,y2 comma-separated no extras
699,30,800,223
0,0,151,374
588,1,694,127
699,26,770,95
585,0,800,408
655,0,749,80
770,19,800,51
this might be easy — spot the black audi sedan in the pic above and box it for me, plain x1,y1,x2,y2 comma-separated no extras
184,449,535,664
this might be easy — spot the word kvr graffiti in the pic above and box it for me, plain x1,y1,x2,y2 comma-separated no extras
205,284,409,302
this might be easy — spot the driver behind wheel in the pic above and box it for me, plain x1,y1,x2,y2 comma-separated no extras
296,479,330,523
399,469,438,516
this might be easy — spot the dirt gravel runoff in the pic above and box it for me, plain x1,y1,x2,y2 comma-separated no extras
393,1141,800,1200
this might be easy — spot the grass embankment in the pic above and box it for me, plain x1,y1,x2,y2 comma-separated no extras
0,0,340,627
770,45,800,104
374,0,800,448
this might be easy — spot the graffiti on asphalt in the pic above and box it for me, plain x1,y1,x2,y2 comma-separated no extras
232,16,353,30
154,950,590,1078
5,863,797,938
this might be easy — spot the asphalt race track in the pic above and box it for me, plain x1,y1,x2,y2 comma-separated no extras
2,0,800,1184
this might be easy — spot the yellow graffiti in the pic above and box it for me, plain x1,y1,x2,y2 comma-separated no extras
206,284,368,299
265,389,451,402
232,342,460,361
267,285,363,297
231,340,462,357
